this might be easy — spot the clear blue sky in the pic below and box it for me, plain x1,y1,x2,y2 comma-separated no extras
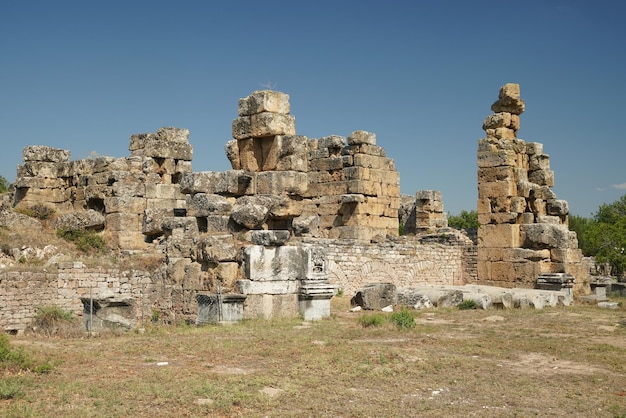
1,0,624,217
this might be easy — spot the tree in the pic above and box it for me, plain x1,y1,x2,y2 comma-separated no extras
573,195,626,279
447,210,479,229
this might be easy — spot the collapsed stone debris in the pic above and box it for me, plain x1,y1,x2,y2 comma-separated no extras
0,85,593,332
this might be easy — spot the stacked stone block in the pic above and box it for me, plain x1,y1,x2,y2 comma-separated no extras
303,131,400,240
414,190,447,233
477,84,588,291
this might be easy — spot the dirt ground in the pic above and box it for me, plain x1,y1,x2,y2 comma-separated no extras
2,297,626,417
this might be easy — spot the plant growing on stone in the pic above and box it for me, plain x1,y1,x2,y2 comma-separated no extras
56,228,106,254
14,203,55,221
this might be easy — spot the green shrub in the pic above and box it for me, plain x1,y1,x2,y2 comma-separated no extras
0,377,24,400
0,333,51,373
358,312,386,328
389,309,416,330
458,299,478,310
57,229,106,253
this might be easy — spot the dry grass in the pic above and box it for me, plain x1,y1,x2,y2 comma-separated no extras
2,297,626,417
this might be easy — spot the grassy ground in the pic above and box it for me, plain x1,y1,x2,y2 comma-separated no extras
2,297,626,417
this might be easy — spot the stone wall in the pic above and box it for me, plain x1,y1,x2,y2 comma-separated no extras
0,263,154,333
476,84,589,292
307,235,476,295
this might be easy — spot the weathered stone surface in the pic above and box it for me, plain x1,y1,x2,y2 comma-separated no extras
250,230,290,246
52,209,105,231
156,127,190,142
199,235,239,262
186,193,233,217
179,171,254,196
491,83,525,114
347,130,376,146
22,146,70,163
232,113,296,140
231,195,280,229
521,224,571,249
350,283,397,310
243,245,305,281
238,90,291,116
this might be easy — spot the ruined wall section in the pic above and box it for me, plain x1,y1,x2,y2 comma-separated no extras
13,127,193,250
0,263,155,333
303,131,400,240
477,84,588,291
310,236,472,295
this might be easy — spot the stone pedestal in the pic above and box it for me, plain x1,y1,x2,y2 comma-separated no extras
535,273,575,296
298,246,335,321
196,293,246,324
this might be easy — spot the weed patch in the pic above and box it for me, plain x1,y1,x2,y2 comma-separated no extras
57,229,106,253
358,312,386,328
389,309,416,329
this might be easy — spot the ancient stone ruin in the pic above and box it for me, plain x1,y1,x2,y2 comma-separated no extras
476,84,587,294
0,85,592,332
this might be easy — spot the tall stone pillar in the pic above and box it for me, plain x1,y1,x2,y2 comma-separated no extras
476,84,589,293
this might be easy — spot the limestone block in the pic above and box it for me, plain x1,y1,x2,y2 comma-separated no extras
550,248,583,263
292,215,320,236
510,196,526,213
231,195,280,229
146,198,186,211
494,127,516,140
525,142,543,155
268,195,304,219
318,135,346,150
309,157,345,172
15,186,69,203
334,225,378,240
276,154,308,172
529,154,550,171
342,144,386,157
224,139,241,170
308,148,329,160
346,180,382,196
143,139,193,161
17,162,62,178
546,199,568,216
238,90,290,116
478,224,520,248
243,294,299,319
488,212,518,224
106,213,142,232
232,113,296,140
174,160,193,175
111,177,146,198
536,215,562,224
104,196,146,214
142,208,170,236
22,145,70,163
348,130,376,146
216,262,241,288
352,154,396,170
521,223,570,249
243,245,305,281
528,169,554,187
255,171,308,195
478,180,516,198
179,170,254,196
351,283,396,310
162,216,199,236
203,215,231,233
510,114,521,130
309,181,349,197
186,193,232,217
106,230,147,250
156,127,190,143
491,83,525,114
52,209,106,231
343,167,370,181
250,230,291,246
482,112,512,130
145,183,183,200
477,150,516,168
199,235,239,262
369,169,400,185
13,177,66,189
